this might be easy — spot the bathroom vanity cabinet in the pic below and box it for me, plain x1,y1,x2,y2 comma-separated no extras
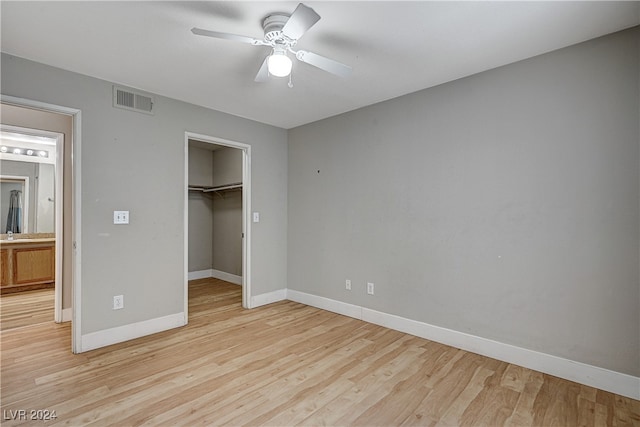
0,238,55,294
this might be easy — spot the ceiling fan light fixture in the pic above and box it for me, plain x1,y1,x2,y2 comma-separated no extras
192,3,352,83
267,50,293,77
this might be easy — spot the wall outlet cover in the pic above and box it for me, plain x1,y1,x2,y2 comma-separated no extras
113,295,124,310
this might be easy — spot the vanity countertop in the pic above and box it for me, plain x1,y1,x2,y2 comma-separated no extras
0,237,56,245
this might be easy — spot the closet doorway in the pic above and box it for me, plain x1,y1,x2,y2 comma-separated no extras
184,132,251,313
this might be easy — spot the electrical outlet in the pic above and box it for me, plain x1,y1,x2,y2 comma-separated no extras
113,295,124,310
367,282,375,295
345,279,351,291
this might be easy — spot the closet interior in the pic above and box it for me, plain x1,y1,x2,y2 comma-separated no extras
187,140,243,285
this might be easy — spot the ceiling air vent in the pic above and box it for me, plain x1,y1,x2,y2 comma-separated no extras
113,86,154,115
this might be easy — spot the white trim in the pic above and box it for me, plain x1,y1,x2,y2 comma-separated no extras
187,269,214,281
183,139,189,324
286,289,362,319
54,132,64,323
1,95,81,354
210,269,242,285
80,313,185,353
242,146,251,308
286,290,640,400
251,289,287,308
187,269,242,284
61,308,72,322
184,132,252,314
71,110,82,354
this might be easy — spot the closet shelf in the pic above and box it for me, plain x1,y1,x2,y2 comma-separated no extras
188,182,242,194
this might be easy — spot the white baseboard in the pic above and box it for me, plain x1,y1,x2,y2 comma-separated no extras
188,269,213,281
251,289,287,308
210,269,242,285
80,312,186,353
286,289,362,319
188,269,242,285
286,290,640,400
61,308,72,322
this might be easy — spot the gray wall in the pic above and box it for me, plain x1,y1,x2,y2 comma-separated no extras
212,146,242,186
188,145,214,272
288,28,639,376
188,145,214,187
1,53,288,335
36,163,55,233
212,147,242,275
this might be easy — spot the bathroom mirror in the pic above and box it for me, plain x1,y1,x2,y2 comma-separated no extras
0,127,58,236
1,175,29,233
1,167,55,233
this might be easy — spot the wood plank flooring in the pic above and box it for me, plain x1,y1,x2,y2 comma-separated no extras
0,288,54,331
1,278,638,426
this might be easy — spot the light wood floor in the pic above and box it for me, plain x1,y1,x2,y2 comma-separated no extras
0,288,55,331
1,279,638,426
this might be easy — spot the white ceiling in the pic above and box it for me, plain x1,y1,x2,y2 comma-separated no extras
1,1,638,129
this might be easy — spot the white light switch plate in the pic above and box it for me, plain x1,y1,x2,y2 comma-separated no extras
253,212,260,223
114,211,129,224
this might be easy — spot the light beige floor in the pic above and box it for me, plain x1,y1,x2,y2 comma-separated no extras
1,279,638,426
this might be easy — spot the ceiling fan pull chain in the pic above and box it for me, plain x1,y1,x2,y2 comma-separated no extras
288,72,294,88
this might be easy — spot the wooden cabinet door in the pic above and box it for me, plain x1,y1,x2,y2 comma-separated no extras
0,249,8,286
13,247,55,285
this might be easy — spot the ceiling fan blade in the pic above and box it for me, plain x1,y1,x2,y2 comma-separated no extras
191,28,265,46
255,56,270,82
295,50,352,78
281,3,320,40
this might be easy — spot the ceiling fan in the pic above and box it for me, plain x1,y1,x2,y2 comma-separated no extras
191,3,352,85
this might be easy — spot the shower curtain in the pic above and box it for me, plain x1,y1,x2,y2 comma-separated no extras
5,190,23,233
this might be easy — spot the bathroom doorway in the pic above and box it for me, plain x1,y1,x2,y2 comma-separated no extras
0,108,68,328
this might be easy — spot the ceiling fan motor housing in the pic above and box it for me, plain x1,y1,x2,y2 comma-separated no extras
263,14,295,47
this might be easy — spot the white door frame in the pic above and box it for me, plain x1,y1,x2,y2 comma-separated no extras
1,94,82,354
0,124,64,322
184,131,252,315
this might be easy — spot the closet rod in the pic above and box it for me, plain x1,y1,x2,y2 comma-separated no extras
188,182,242,193
203,183,242,193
